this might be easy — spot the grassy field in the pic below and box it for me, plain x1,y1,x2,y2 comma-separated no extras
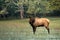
0,17,60,40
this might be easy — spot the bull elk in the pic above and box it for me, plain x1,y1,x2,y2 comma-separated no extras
29,17,50,34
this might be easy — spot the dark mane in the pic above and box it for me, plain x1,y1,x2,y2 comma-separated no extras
29,17,35,26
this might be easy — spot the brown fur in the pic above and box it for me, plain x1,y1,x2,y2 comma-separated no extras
29,17,50,34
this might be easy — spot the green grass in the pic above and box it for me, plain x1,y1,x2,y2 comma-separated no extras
0,17,60,40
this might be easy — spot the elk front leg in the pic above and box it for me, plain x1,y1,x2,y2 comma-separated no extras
32,27,36,34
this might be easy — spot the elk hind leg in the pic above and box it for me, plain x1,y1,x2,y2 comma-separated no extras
45,26,50,34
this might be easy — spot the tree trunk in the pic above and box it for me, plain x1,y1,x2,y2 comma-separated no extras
19,4,24,19
20,10,24,19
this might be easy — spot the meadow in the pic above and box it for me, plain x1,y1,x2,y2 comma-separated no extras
0,17,60,40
